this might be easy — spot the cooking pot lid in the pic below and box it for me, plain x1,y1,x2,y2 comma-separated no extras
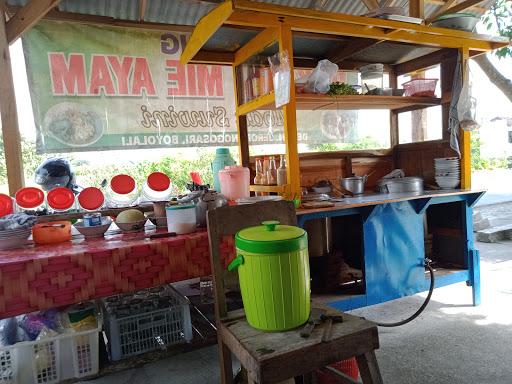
47,187,75,210
78,187,105,210
236,221,307,253
147,172,170,192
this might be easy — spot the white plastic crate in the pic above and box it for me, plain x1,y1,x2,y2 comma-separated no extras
102,286,192,361
0,322,101,384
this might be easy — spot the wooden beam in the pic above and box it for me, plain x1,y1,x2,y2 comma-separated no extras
459,46,471,189
6,0,60,44
439,0,485,18
139,0,147,21
361,0,380,11
326,38,380,64
180,0,233,64
0,5,24,194
426,0,457,24
234,27,277,66
409,0,425,19
193,50,234,64
393,48,457,75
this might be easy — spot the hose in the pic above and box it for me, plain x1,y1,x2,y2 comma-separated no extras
374,259,435,327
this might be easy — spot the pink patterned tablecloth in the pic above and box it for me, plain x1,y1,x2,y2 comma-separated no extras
0,229,235,319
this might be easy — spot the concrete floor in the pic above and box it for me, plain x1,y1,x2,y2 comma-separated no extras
81,239,512,384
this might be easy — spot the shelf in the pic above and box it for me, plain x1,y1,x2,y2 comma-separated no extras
237,94,441,114
295,94,441,112
250,184,287,193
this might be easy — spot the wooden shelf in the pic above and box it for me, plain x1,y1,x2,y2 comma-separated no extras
238,94,441,113
295,94,441,112
250,184,287,193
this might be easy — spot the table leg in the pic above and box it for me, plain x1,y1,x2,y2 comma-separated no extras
356,351,384,384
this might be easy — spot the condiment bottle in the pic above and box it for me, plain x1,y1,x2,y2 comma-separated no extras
254,158,264,196
251,66,261,98
277,155,287,186
262,157,269,185
267,156,277,186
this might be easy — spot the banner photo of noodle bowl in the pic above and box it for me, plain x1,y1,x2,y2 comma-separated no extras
42,102,105,147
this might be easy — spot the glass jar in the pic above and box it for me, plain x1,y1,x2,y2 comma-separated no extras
141,172,173,202
15,187,46,214
78,187,105,211
46,187,76,213
106,174,139,208
360,63,384,94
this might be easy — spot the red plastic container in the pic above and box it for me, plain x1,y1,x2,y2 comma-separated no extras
78,187,105,211
402,78,438,97
0,193,14,217
316,357,359,383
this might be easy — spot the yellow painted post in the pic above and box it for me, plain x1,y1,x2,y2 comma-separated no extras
278,24,300,199
459,46,471,189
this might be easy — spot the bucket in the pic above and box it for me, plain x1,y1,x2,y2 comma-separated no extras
229,220,310,331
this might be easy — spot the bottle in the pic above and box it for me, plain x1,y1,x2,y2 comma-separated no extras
262,157,269,185
251,66,261,99
277,155,287,186
267,156,277,186
254,158,263,197
212,148,236,192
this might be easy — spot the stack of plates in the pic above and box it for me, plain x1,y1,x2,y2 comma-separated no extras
434,157,460,189
0,227,32,249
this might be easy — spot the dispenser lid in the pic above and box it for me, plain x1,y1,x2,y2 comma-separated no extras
111,174,136,194
147,172,170,192
78,187,104,210
236,221,307,253
47,187,75,210
15,187,44,209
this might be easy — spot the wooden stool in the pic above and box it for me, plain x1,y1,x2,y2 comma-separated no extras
207,201,384,384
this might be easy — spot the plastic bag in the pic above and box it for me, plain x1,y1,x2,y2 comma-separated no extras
305,59,339,94
268,51,291,108
457,70,479,131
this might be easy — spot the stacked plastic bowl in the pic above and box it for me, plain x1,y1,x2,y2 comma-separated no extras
434,157,460,189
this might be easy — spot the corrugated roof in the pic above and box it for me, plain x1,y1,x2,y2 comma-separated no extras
6,0,493,26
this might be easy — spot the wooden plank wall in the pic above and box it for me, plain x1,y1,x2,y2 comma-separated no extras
393,140,458,186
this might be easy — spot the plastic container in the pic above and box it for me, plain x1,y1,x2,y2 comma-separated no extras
431,13,479,32
46,187,76,213
402,78,438,97
14,187,45,213
360,63,384,94
211,148,236,192
218,165,250,201
77,187,105,211
32,221,72,245
228,220,310,331
0,193,14,217
165,204,197,234
106,174,139,207
141,172,172,202
0,320,101,384
101,286,192,361
316,358,359,383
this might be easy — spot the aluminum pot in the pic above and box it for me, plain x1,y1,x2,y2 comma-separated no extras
340,176,366,195
377,177,423,193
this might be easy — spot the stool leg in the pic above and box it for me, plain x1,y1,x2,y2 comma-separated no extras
218,339,233,384
356,352,384,384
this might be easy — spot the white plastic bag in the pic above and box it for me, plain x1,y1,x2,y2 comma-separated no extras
457,62,479,131
268,51,291,108
305,59,339,94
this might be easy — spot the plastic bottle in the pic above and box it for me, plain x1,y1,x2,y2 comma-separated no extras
267,156,277,185
254,158,263,197
211,148,235,192
277,155,287,186
251,66,261,98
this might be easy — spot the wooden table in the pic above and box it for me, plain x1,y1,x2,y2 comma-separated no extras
0,228,234,319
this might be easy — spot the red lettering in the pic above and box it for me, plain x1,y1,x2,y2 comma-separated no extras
132,58,156,96
89,55,115,95
187,65,197,96
197,65,223,97
166,59,186,96
107,56,133,95
48,53,87,95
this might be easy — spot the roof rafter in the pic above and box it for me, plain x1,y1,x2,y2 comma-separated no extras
6,0,60,43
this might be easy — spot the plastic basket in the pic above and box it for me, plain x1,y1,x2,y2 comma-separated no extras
0,323,101,384
102,286,192,361
402,78,438,97
316,357,359,383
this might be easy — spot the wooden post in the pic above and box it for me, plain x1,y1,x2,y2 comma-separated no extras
389,70,399,148
409,0,425,19
278,24,301,199
233,67,250,167
459,46,471,189
0,4,24,195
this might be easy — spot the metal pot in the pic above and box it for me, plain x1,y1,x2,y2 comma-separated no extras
303,218,332,257
376,177,423,193
179,190,228,227
340,176,366,195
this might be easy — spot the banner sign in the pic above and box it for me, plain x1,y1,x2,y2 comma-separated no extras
23,21,351,153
